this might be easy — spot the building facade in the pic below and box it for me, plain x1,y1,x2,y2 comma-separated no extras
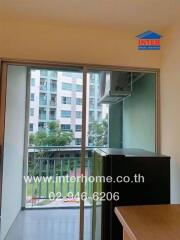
29,69,108,146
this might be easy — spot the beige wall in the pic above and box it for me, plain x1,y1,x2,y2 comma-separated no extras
1,20,179,202
1,66,27,239
161,24,180,203
0,21,160,68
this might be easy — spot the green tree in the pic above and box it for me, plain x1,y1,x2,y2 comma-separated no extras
88,117,108,146
29,121,74,146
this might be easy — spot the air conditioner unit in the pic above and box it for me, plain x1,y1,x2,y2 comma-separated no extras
98,71,133,104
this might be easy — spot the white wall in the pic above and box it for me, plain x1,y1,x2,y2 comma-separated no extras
1,65,27,239
161,24,180,203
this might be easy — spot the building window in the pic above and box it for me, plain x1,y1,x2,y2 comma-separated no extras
61,124,71,131
76,98,82,105
62,83,72,90
30,93,35,101
50,80,57,92
29,123,33,132
49,109,56,120
50,71,57,79
76,111,82,118
31,78,35,86
40,78,47,91
61,110,71,118
75,125,82,132
38,122,46,131
50,94,57,106
61,97,71,104
39,93,47,105
30,108,34,116
39,107,46,120
76,84,82,92
75,138,81,145
40,70,48,76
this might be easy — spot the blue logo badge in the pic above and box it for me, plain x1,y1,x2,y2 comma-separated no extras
136,31,162,50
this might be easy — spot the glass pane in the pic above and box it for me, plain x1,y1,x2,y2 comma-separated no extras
26,68,83,240
84,71,109,240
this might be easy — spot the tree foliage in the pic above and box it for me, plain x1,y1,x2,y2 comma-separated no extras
88,117,108,146
29,121,74,146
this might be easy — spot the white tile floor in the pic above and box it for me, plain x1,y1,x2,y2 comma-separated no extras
5,208,92,240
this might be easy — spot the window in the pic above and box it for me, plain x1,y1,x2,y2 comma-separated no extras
31,78,35,86
29,123,33,131
61,110,71,118
76,111,82,118
30,93,35,101
75,125,82,132
50,94,57,106
62,97,71,104
40,78,47,91
50,80,57,92
50,71,57,79
76,98,82,105
49,109,56,120
30,108,34,116
76,84,82,92
61,124,71,131
39,107,46,120
62,82,72,90
39,93,47,105
40,70,48,76
75,138,81,145
38,122,46,131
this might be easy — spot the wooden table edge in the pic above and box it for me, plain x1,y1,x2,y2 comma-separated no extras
114,207,138,240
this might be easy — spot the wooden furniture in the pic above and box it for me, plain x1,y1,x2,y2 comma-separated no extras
92,148,170,240
115,204,180,240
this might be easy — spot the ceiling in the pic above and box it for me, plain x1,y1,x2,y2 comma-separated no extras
0,0,179,30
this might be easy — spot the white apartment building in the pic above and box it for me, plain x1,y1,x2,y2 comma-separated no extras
29,69,108,146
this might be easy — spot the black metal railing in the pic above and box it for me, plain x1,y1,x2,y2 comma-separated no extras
26,146,94,205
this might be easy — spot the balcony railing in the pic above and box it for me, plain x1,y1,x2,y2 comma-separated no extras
26,146,94,207
50,85,57,92
40,85,47,91
50,100,56,106
39,114,46,120
49,114,56,120
39,99,47,105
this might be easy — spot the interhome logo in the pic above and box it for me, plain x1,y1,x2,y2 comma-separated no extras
136,31,162,50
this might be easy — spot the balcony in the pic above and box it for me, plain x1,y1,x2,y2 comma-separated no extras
40,85,47,91
39,114,46,120
26,146,93,208
50,100,56,107
49,114,56,120
39,99,47,106
50,84,57,92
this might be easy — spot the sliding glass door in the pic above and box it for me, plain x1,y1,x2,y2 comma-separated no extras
0,61,159,240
